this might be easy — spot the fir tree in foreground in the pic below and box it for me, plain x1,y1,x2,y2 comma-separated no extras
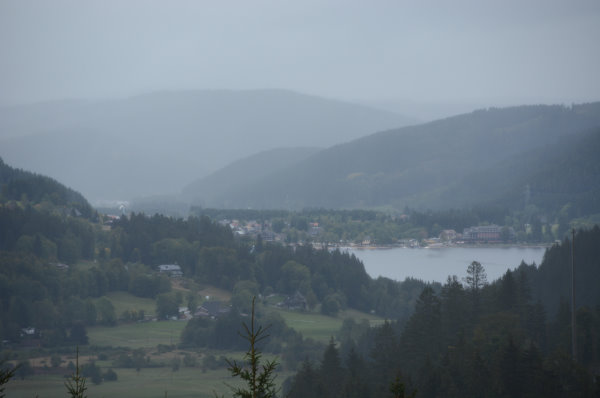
0,362,17,398
390,374,415,398
65,347,87,398
222,297,279,398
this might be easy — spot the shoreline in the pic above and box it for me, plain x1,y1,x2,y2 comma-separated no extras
335,243,551,251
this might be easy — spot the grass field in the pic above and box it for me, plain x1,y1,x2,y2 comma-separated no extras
86,290,385,348
8,285,384,396
270,307,385,342
74,259,97,271
6,350,287,398
100,291,158,318
197,285,232,302
5,366,292,398
7,290,384,397
87,320,187,349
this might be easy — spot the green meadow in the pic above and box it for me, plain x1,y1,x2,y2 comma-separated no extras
86,307,383,349
270,307,384,342
87,321,187,349
101,291,158,318
6,289,383,397
6,366,293,398
84,291,384,349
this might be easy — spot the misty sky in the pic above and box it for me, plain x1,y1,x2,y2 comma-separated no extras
1,0,599,107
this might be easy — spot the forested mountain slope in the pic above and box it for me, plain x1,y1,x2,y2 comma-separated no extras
441,127,600,214
0,158,96,263
0,157,92,217
182,146,320,207
199,102,600,211
0,90,411,201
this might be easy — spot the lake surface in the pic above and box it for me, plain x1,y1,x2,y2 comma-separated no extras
345,246,547,284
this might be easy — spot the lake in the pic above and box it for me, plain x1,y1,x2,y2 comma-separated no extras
345,246,547,284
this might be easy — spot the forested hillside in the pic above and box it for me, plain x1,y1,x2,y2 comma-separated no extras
193,103,600,213
0,157,92,217
443,127,600,216
182,146,320,207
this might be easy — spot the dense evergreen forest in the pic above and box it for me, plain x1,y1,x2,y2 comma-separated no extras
0,158,92,218
284,227,600,398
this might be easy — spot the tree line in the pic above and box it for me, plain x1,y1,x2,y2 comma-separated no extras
192,204,574,245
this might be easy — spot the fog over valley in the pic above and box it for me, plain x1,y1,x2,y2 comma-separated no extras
2,2,600,398
0,89,411,202
1,1,599,204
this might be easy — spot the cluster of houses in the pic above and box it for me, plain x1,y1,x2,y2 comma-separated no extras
428,225,515,245
172,292,308,322
219,219,284,242
350,224,516,247
192,301,231,318
171,300,232,321
155,263,309,321
217,219,324,242
162,299,232,321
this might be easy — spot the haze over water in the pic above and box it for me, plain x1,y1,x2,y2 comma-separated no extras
347,246,547,284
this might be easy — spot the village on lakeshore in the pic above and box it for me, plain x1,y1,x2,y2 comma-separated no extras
218,218,525,249
101,208,546,251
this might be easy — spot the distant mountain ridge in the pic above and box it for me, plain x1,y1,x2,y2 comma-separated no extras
0,89,414,201
185,102,600,212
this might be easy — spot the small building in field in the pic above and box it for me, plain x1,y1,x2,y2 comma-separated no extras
53,262,70,271
195,301,231,318
21,327,36,337
279,291,307,311
157,264,183,277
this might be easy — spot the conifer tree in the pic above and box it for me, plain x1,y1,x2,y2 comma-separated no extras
65,346,87,398
224,297,278,398
342,347,370,398
320,337,343,398
400,287,442,373
464,261,487,319
370,321,400,395
440,275,468,345
286,359,320,398
390,373,415,398
0,362,17,398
